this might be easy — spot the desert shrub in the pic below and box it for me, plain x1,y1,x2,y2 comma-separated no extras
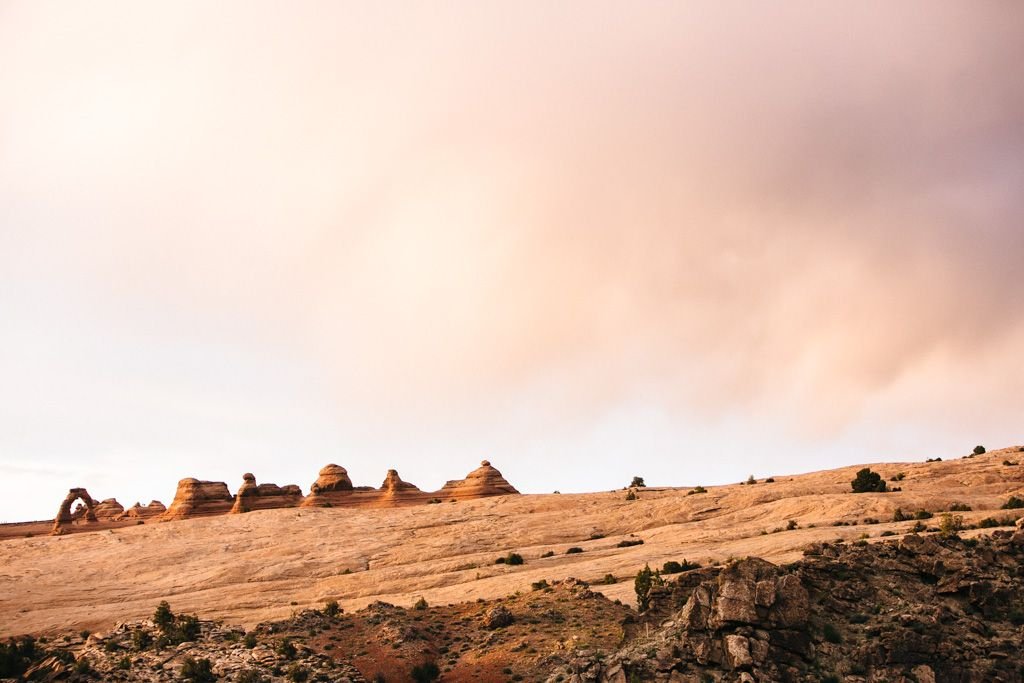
746,475,757,485
531,580,549,591
926,457,942,463
495,552,524,565
180,657,215,683
117,656,131,670
974,445,986,455
890,472,906,481
822,623,842,644
1001,496,1024,510
132,629,152,651
880,530,896,537
601,574,617,584
243,633,257,648
413,597,428,610
687,486,707,495
771,527,784,534
630,476,646,488
939,514,963,537
892,508,908,522
662,561,683,574
0,637,38,678
616,538,644,548
914,510,933,520
411,661,441,683
237,671,265,683
911,521,927,533
1003,460,1018,466
426,498,441,504
286,664,309,682
765,477,775,483
863,517,879,525
565,547,584,554
625,490,637,501
978,516,1017,528
277,638,297,660
851,468,887,493
949,502,971,512
540,551,555,558
787,520,798,531
323,600,340,617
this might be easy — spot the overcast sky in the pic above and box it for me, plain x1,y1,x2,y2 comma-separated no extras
1,2,1022,521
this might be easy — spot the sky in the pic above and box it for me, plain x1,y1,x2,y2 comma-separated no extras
1,2,1023,522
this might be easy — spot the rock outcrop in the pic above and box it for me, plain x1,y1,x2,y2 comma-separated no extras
310,464,354,493
119,500,166,520
51,488,97,535
439,460,519,499
230,473,303,514
162,479,234,520
550,531,1024,682
91,498,125,520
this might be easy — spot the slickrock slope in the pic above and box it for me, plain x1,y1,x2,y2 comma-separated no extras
161,479,235,520
1,446,1022,640
229,473,303,514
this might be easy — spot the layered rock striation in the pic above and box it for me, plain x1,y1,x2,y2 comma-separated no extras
439,460,519,500
163,479,235,520
230,473,303,514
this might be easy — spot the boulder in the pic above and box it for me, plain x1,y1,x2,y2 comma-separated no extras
92,498,125,520
162,478,234,520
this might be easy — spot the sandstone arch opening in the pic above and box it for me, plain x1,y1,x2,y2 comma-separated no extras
51,488,98,535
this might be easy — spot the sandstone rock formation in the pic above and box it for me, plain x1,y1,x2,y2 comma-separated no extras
51,488,97,535
230,473,303,514
310,464,354,493
439,460,519,500
92,498,125,519
119,500,166,520
163,479,235,520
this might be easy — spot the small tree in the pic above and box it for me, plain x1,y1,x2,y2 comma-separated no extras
851,468,887,494
323,600,340,617
411,661,441,683
154,601,175,631
939,513,963,537
413,597,428,610
630,476,646,488
973,445,986,455
746,475,757,485
625,489,637,501
179,657,215,683
634,564,654,611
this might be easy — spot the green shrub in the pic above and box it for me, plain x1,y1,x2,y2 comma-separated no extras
540,551,555,558
786,520,798,531
616,538,644,548
243,632,257,648
822,623,842,644
687,486,707,495
625,489,637,501
411,661,441,682
746,475,757,485
949,502,971,512
154,601,174,630
531,580,549,591
851,468,887,493
565,547,584,555
662,561,683,574
413,597,428,610
506,553,524,565
237,671,265,683
277,638,297,660
634,565,654,612
914,510,933,520
973,445,986,455
765,477,775,483
286,664,309,682
939,513,963,537
890,472,906,481
601,574,617,585
179,657,215,683
630,476,646,488
323,600,340,617
1001,496,1024,510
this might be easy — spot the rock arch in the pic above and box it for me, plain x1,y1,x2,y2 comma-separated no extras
51,488,98,535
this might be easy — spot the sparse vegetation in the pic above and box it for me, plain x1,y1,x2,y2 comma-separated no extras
662,560,700,574
1001,496,1024,510
634,564,662,612
625,489,637,501
601,574,617,584
973,445,986,455
687,486,707,495
413,597,428,610
746,475,757,485
851,468,887,493
926,457,942,463
323,600,340,617
939,513,964,537
616,538,644,548
787,520,798,531
531,579,549,591
495,552,524,565
540,551,555,558
565,547,584,554
949,502,972,512
822,623,842,644
410,661,441,683
179,656,215,682
152,602,200,646
765,477,775,483
890,472,906,481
